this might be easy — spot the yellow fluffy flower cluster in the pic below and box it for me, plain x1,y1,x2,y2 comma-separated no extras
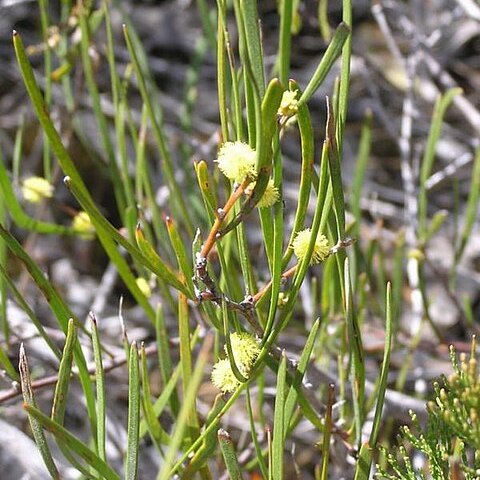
211,332,260,393
215,141,257,183
291,228,330,264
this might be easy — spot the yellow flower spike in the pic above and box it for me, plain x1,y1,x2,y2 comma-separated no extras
277,89,299,117
135,277,152,298
72,211,95,239
21,176,54,203
291,228,331,264
211,358,241,393
215,141,257,183
225,332,260,369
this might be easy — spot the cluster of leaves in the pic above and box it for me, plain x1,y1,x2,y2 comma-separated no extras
377,338,480,480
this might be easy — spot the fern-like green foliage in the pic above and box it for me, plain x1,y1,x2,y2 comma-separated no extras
377,337,480,479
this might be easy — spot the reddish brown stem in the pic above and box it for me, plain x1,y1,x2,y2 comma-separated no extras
200,179,250,258
252,264,298,304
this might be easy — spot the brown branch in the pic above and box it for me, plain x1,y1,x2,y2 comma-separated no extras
252,264,298,304
199,178,251,259
0,343,158,405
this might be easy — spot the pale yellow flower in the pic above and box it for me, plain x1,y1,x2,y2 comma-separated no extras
72,211,95,239
278,89,299,117
211,358,242,393
291,228,330,264
216,141,257,183
212,332,260,393
225,332,260,368
22,176,54,203
246,178,280,209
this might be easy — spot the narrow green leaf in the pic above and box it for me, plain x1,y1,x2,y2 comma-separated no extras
78,5,126,217
351,109,372,235
12,112,25,185
125,342,140,480
139,363,181,439
369,283,393,449
51,319,76,425
38,0,52,180
336,0,352,154
134,106,173,258
271,352,287,480
352,442,372,480
318,0,331,42
223,301,248,383
50,319,96,477
178,292,201,438
326,98,346,240
253,79,283,200
133,224,188,295
282,81,314,267
257,132,330,364
246,388,268,479
455,146,480,262
216,2,229,142
418,87,462,238
299,23,350,105
194,161,217,222
319,383,335,480
0,182,7,344
239,0,265,95
170,379,247,475
165,217,195,296
345,257,365,447
283,318,320,431
19,345,60,479
122,24,193,235
277,0,293,84
154,303,179,415
140,343,170,450
24,404,120,480
218,429,244,480
196,0,217,50
262,138,284,339
90,313,107,462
